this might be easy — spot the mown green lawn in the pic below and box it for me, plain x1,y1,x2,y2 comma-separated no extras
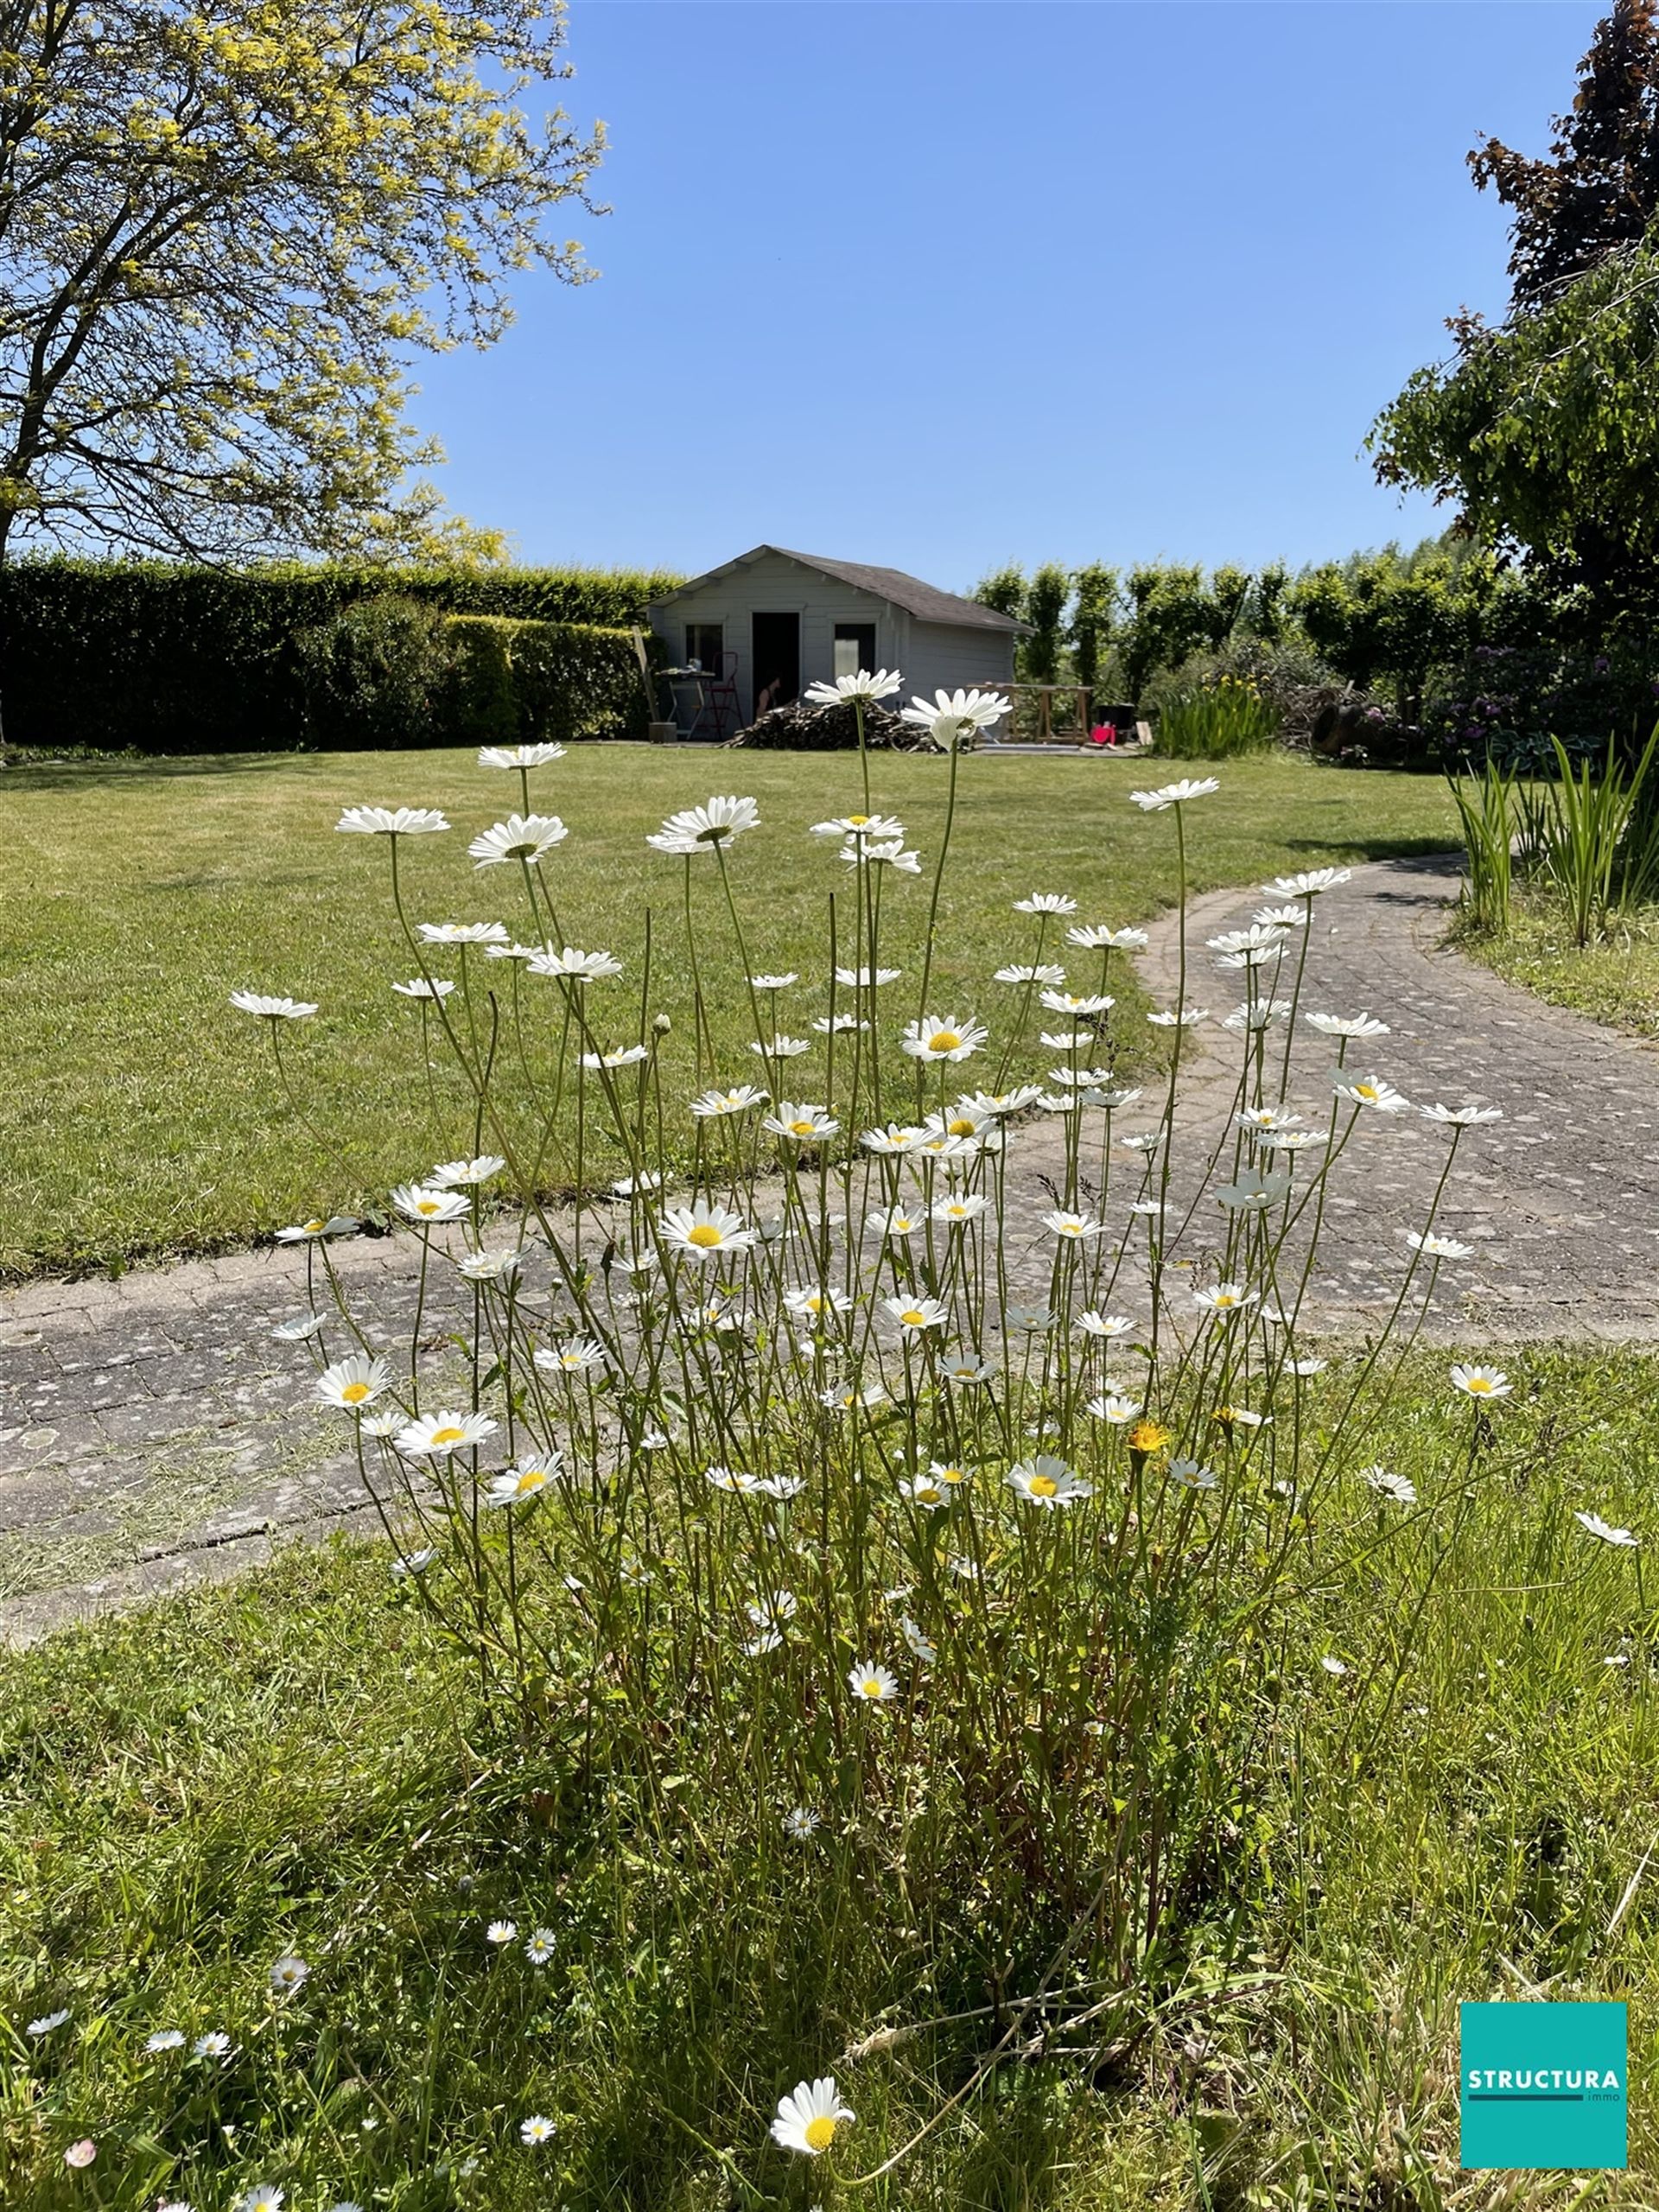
3,1345,1656,2209
3,747,1457,1277
1459,897,1659,1039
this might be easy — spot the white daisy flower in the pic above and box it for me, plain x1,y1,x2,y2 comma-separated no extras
1014,890,1077,915
899,686,1010,748
524,1928,556,1963
581,1043,650,1070
995,962,1067,988
274,1215,358,1243
193,2031,231,2056
336,804,448,837
391,976,456,1001
940,1351,993,1384
1306,1011,1389,1039
391,1183,471,1225
1261,866,1351,897
814,1012,868,1034
236,2187,285,2212
749,971,799,991
478,741,566,768
847,1662,900,1702
1421,1103,1504,1126
488,1460,558,1508
771,2074,857,2155
1128,777,1220,810
457,1246,526,1282
1215,1168,1292,1211
783,1806,823,1840
842,836,921,873
315,1354,391,1412
659,1198,757,1262
269,1954,309,1996
526,946,624,982
1077,1310,1135,1339
229,991,317,1020
28,2010,70,2036
390,1547,437,1577
1039,987,1112,1014
1575,1510,1638,1548
690,1084,768,1119
901,1014,987,1063
804,668,903,705
1332,1072,1409,1113
1362,1466,1416,1503
785,1284,854,1320
1207,923,1287,956
1089,1391,1141,1424
1169,1458,1218,1490
883,1293,949,1333
1450,1363,1510,1401
429,1154,507,1188
811,810,906,842
1403,1229,1474,1259
534,1338,607,1376
396,1409,499,1457
901,1615,938,1663
1147,1006,1209,1027
1255,903,1309,928
1067,923,1147,950
906,1471,951,1510
486,1919,517,1945
1042,1209,1104,1241
1007,1454,1092,1507
1003,1303,1056,1332
1320,1655,1348,1677
748,1034,812,1060
272,1312,326,1341
417,920,509,944
1237,1105,1301,1132
647,794,760,855
520,2114,556,2145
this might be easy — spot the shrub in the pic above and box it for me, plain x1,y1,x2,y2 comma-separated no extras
1154,672,1278,758
295,595,456,747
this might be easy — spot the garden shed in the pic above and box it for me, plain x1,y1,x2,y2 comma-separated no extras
646,545,1027,734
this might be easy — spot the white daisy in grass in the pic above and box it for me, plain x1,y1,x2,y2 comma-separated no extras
835,964,901,988
660,1198,757,1262
391,1183,470,1225
647,794,760,855
272,1312,326,1342
961,1084,1046,1116
861,1122,928,1154
1040,987,1113,1015
1041,1028,1095,1052
811,810,907,842
690,1084,768,1119
843,835,922,874
783,1806,823,1840
336,804,449,837
868,1203,928,1239
749,1035,812,1061
27,2009,70,2037
772,2074,857,2155
745,1590,798,1632
1207,923,1286,956
819,1379,888,1412
275,1215,358,1243
815,1013,868,1036
1332,1071,1409,1113
1237,1105,1301,1132
390,1547,437,1577
705,1464,763,1494
749,971,799,992
1217,944,1286,972
194,2030,231,2057
1007,1455,1092,1507
1089,1391,1141,1425
611,1170,667,1197
1014,890,1077,915
785,1284,853,1321
1169,1459,1218,1490
1306,1010,1389,1039
931,1459,974,1489
901,1615,938,1664
926,1103,995,1143
763,1102,839,1143
1004,1303,1057,1333
933,1192,990,1227
486,1919,517,1945
1362,1466,1417,1503
1090,1083,1143,1109
534,1338,607,1376
1147,1006,1209,1027
315,1355,391,1412
581,1042,650,1071
1216,1168,1292,1211
1068,922,1148,950
484,1462,554,1509
1077,1310,1135,1339
1262,865,1351,897
847,1661,900,1702
484,939,542,963
269,1955,309,1996
396,1409,498,1458
901,1014,987,1064
1118,1128,1163,1151
229,990,317,1020
526,945,623,982
995,962,1067,988
144,2027,185,2051
1320,1655,1349,1677
1287,1357,1327,1376
1451,1363,1510,1401
1049,1064,1115,1090
524,1929,556,1963
1128,776,1220,810
1421,1102,1504,1126
1212,1403,1269,1431
883,1293,949,1334
429,1154,506,1188
418,920,509,945
899,685,1010,747
457,1245,526,1282
479,741,565,768
1043,1209,1104,1241
940,1351,993,1385
1192,1282,1257,1316
520,2114,556,2146
906,1471,951,1510
1575,1510,1639,1548
236,2187,284,2212
760,1471,808,1499
1255,902,1309,928
805,666,904,706
1403,1229,1474,1259
1256,1125,1325,1151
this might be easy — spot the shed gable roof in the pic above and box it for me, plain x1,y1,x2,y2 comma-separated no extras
647,544,1029,634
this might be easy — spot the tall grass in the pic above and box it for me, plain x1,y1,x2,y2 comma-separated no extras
1154,675,1277,760
1446,754,1516,932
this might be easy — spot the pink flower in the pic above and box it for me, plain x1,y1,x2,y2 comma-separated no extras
64,2140,97,2170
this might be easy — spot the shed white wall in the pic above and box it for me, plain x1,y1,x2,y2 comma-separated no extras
648,551,902,725
904,620,1017,713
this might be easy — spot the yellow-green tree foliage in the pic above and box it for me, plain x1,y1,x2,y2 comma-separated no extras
0,0,604,561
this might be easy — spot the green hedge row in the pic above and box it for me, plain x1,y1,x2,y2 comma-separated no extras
0,558,683,752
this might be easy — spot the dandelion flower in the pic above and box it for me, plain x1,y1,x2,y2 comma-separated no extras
1127,1418,1173,1454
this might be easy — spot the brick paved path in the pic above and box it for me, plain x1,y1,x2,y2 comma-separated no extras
5,851,1656,1643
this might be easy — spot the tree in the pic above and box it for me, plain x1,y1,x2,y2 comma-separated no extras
0,0,603,567
1470,0,1659,309
1020,561,1070,685
972,564,1027,620
1069,563,1118,699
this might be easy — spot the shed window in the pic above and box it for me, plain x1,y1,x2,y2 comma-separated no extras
685,622,723,671
833,622,877,678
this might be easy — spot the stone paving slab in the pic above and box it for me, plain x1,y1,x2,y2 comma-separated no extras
3,850,1655,1643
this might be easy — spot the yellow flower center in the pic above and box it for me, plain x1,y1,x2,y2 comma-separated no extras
847,814,870,827
900,1308,927,1327
1354,1083,1378,1102
341,1381,372,1404
804,2115,839,2151
687,1224,723,1248
303,1218,324,1234
431,1424,467,1445
928,1030,962,1052
417,1198,442,1215
947,1116,976,1135
940,1466,965,1484
916,1486,943,1505
517,1471,545,1492
1466,1376,1493,1395
1028,1473,1058,1497
789,1120,815,1135
860,1678,885,1699
1214,1292,1236,1307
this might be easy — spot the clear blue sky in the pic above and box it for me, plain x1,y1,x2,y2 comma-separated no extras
411,2,1603,591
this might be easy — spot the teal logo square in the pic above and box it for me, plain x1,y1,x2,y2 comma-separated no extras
1460,2002,1627,2169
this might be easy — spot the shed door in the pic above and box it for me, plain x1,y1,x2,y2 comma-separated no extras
752,613,800,718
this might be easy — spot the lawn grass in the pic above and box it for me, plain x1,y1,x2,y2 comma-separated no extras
3,1346,1656,2210
3,748,1458,1279
1457,895,1659,1040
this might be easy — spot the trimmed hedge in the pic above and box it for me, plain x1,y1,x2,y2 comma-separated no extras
0,558,682,752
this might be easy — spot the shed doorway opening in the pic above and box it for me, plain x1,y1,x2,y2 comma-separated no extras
752,612,800,717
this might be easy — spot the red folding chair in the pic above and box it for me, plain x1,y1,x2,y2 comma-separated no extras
708,651,741,738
